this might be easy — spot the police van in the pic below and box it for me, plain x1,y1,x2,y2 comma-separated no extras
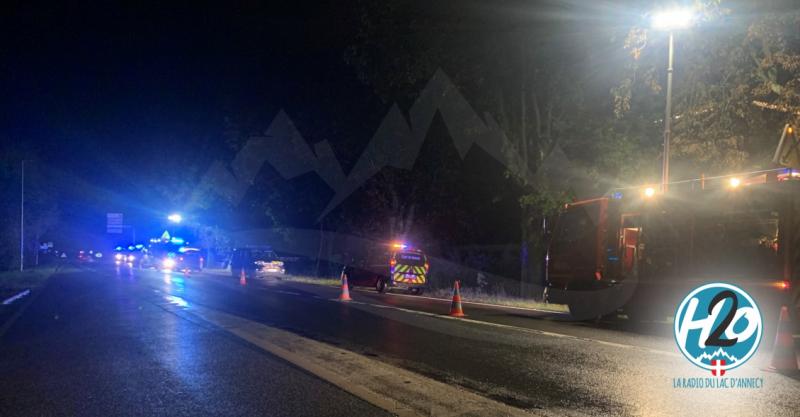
342,243,429,295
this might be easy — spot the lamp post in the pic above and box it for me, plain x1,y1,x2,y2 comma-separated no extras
20,160,24,272
651,8,694,192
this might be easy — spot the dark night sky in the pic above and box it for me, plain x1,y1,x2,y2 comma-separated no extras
1,1,365,163
0,0,656,248
0,1,380,243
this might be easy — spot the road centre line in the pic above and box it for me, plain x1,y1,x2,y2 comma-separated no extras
162,273,675,358
338,298,679,358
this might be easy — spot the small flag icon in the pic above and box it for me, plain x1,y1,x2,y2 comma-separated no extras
711,359,726,376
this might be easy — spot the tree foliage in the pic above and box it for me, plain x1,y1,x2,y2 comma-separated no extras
0,149,60,270
614,0,800,178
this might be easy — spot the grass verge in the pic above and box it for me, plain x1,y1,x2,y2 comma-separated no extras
424,287,568,312
280,275,341,287
0,266,60,295
203,270,568,313
282,274,568,312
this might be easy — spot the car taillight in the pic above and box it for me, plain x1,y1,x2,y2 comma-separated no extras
780,280,791,291
390,259,396,267
424,262,429,271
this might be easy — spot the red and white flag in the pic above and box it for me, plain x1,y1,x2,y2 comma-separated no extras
711,359,726,376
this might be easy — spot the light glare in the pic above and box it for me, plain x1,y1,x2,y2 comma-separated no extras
651,8,694,30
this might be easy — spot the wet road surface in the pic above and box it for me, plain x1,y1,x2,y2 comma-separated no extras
0,268,390,417
2,266,800,416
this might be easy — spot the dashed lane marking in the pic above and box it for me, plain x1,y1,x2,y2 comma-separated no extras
332,298,680,359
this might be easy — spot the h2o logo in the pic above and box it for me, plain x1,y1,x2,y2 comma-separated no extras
674,283,762,373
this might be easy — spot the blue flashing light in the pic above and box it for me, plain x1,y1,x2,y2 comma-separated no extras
115,246,123,251
127,245,135,251
612,191,623,200
170,237,185,245
135,244,144,249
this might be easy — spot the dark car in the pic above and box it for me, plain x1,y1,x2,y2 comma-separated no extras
175,247,205,272
230,247,285,279
342,245,428,295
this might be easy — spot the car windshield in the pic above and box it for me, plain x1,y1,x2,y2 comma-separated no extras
251,250,277,261
396,252,425,266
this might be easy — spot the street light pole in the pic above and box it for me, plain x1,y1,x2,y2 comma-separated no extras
20,160,24,272
662,31,675,192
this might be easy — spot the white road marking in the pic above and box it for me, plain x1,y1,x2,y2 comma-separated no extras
262,288,302,296
182,272,675,358
179,302,542,417
334,298,679,358
2,289,31,305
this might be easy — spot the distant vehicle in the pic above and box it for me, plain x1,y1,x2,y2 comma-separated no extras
77,250,92,263
230,247,285,279
175,247,205,272
113,245,144,267
544,170,796,333
342,243,429,295
139,240,194,271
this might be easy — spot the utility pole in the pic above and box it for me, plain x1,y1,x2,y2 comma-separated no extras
520,38,528,297
20,160,24,272
662,31,675,192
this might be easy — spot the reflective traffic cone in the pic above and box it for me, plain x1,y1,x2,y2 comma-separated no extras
239,268,247,286
767,306,798,373
449,280,465,317
339,274,352,302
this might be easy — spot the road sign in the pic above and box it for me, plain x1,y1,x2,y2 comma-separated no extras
107,213,124,234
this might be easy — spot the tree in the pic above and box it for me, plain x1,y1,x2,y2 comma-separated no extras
0,150,60,270
345,1,598,289
613,1,800,178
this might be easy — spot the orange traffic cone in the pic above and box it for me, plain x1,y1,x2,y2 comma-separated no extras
239,268,247,286
767,306,798,373
339,274,352,301
449,280,465,317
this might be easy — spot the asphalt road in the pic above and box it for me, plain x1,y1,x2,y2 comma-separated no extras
2,266,800,416
0,268,390,417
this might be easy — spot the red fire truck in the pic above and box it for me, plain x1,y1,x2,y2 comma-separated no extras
544,169,798,338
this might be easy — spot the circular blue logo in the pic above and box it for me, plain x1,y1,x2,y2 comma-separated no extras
674,283,762,373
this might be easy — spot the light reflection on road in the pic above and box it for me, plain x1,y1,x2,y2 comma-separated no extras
165,294,190,308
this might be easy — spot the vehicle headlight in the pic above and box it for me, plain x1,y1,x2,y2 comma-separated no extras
115,253,124,261
163,258,176,268
127,255,136,262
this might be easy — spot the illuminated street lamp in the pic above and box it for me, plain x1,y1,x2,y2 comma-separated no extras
651,8,694,30
651,7,695,192
167,213,182,223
